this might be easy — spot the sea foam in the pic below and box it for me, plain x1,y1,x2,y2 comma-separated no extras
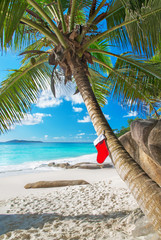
0,153,110,177
0,153,111,177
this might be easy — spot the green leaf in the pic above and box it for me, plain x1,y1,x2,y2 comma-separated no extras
0,55,52,133
125,0,161,57
105,0,130,49
88,40,112,74
108,55,161,113
19,38,53,65
89,68,112,107
92,54,161,114
81,1,161,54
0,0,28,50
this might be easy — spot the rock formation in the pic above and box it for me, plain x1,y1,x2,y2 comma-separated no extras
119,119,161,186
48,162,113,169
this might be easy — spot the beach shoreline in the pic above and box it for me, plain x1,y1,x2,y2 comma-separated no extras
0,167,122,200
0,166,159,239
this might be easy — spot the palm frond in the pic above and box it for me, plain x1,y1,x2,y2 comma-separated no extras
89,0,97,18
105,0,130,49
0,55,52,133
69,0,77,31
20,38,53,64
108,60,161,114
75,10,86,25
88,40,112,74
19,49,47,56
89,68,112,107
70,0,93,12
78,0,106,42
1,2,57,52
90,49,161,79
21,17,59,44
92,55,160,114
11,23,41,52
57,0,67,32
113,54,161,95
81,1,161,53
47,5,60,23
0,0,28,50
152,105,161,119
125,0,161,57
87,0,106,26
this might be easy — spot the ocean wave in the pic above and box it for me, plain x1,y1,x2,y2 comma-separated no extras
0,153,111,177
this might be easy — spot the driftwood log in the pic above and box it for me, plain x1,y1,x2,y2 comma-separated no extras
24,180,89,189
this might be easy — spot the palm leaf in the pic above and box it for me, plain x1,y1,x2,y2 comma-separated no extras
125,0,161,57
89,68,112,107
82,1,161,54
108,59,161,114
20,38,53,64
89,0,97,18
92,55,160,114
152,105,161,119
0,0,28,50
12,23,41,52
105,0,130,49
75,10,86,26
69,0,77,31
88,40,112,74
70,0,93,12
57,0,67,32
0,55,52,133
113,54,161,95
89,49,161,79
0,1,55,52
19,49,47,55
110,70,160,114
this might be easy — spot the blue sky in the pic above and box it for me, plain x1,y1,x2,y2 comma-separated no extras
0,52,142,142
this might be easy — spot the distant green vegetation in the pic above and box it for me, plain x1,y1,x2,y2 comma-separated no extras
115,117,140,138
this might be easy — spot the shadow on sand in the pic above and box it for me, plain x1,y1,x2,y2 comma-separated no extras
0,210,132,235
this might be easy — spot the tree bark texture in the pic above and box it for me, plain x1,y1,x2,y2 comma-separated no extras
70,57,161,236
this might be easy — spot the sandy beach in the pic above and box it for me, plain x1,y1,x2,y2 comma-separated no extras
0,167,159,240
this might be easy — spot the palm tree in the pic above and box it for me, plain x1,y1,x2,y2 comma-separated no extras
0,0,161,235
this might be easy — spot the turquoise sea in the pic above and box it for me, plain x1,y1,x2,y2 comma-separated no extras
0,142,97,176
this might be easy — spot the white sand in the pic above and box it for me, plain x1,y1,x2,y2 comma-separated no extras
0,168,153,240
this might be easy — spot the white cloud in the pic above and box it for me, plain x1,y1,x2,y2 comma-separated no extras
123,111,138,118
36,89,63,108
32,136,37,139
71,93,84,104
36,84,83,109
73,106,83,112
8,113,51,130
53,136,65,140
77,133,85,136
104,114,111,120
65,93,84,105
78,113,110,123
75,133,85,139
75,136,82,139
44,135,48,140
21,113,51,125
78,115,91,123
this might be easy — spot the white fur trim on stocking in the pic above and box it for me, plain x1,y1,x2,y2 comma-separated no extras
94,134,106,146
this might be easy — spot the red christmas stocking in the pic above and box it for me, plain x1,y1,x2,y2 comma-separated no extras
94,134,109,164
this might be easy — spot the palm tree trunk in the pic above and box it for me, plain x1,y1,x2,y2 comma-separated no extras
70,57,161,236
